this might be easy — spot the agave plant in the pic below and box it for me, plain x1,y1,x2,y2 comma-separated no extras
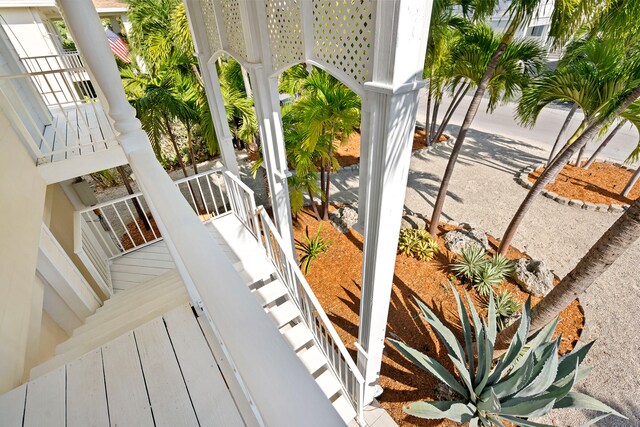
474,264,504,297
450,244,487,282
389,287,625,426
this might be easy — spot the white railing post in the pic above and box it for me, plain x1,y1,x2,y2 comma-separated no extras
356,0,432,405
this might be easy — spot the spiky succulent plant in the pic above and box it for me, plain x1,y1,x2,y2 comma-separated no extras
450,244,487,282
389,287,625,426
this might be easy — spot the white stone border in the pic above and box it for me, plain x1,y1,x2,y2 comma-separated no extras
515,161,632,213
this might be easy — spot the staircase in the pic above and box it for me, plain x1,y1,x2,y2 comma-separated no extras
30,269,190,379
28,213,359,424
211,215,359,424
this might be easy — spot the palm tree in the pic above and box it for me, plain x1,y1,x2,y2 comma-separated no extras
498,32,640,254
496,196,640,350
218,59,258,150
428,23,546,146
296,69,360,220
428,0,592,235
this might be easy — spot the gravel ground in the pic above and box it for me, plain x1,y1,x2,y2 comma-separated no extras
329,125,639,426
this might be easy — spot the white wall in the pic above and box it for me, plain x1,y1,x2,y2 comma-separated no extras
0,109,48,393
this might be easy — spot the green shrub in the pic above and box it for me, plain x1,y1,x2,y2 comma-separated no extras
494,290,520,331
398,229,439,261
451,246,513,297
389,288,625,426
296,224,330,274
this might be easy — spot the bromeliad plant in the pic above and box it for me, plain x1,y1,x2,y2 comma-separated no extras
389,287,625,426
494,290,520,332
398,229,440,261
296,224,330,274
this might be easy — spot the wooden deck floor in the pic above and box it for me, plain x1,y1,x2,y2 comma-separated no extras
109,213,269,292
40,103,118,163
0,304,246,427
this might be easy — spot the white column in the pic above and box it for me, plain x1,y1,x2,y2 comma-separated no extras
56,1,341,424
200,55,240,176
181,0,239,175
120,15,132,36
247,63,295,254
356,0,432,404
355,101,371,233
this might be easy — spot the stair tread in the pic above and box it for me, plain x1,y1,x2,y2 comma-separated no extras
316,369,341,399
298,346,326,375
72,287,188,338
253,280,288,306
56,291,190,356
268,301,299,328
283,323,314,351
103,270,181,305
332,394,357,424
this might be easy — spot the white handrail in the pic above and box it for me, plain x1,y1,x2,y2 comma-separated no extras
256,206,365,418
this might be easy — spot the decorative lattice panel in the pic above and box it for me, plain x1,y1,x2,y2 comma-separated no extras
201,0,222,54
312,0,373,84
265,0,304,72
220,0,248,61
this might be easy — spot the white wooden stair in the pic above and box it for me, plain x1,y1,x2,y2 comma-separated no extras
30,269,190,379
210,214,359,424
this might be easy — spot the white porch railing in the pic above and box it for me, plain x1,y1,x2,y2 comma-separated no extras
255,206,365,420
0,52,118,163
74,168,235,292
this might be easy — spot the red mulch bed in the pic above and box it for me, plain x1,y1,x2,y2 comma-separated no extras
334,130,447,167
529,161,639,206
293,207,584,427
121,214,162,250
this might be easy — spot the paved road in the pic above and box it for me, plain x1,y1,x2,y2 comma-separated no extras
416,89,640,165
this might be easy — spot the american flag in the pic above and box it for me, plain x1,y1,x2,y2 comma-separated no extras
105,28,131,63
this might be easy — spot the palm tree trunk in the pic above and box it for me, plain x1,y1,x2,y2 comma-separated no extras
185,122,199,175
429,22,518,236
425,79,432,143
117,166,150,231
307,185,321,221
548,119,588,184
498,87,640,255
164,115,189,178
431,83,470,145
584,121,625,169
429,99,440,143
622,166,640,197
547,103,578,166
495,197,640,351
323,148,334,221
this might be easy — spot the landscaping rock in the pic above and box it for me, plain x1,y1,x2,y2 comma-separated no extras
609,204,625,213
554,196,570,205
513,258,554,296
543,191,558,199
400,215,426,230
595,203,610,212
443,228,489,255
568,199,584,208
582,201,597,211
329,205,359,233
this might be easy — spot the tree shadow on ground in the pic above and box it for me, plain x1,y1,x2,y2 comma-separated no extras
437,124,547,175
